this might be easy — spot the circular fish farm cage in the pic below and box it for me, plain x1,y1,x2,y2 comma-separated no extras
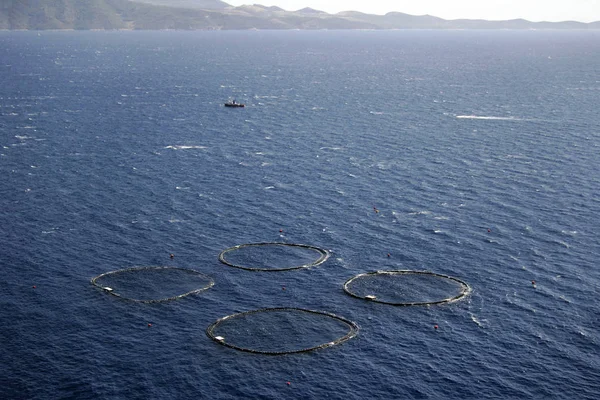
218,243,329,272
91,266,214,303
206,307,359,355
343,270,471,306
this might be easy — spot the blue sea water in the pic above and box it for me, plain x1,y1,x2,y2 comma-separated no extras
1,29,600,399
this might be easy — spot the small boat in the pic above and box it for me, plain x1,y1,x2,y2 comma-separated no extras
224,99,245,108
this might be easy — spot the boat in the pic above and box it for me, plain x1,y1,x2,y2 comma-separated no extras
224,99,245,108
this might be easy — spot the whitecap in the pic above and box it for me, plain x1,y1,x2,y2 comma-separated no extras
164,145,207,150
469,313,485,328
561,230,577,236
408,210,431,216
456,115,521,121
559,295,571,303
504,154,528,159
320,147,343,151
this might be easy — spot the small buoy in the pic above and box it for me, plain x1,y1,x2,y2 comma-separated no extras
488,228,491,233
215,336,225,342
434,325,438,329
148,323,152,327
366,295,377,300
279,229,283,233
170,253,174,259
531,280,535,285
387,253,391,258
286,382,291,386
32,285,36,289
282,287,286,291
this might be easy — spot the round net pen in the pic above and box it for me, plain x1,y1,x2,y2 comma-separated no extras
218,242,329,272
91,266,214,303
206,307,359,355
343,270,471,306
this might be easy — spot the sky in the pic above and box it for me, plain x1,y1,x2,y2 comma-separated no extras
225,0,600,23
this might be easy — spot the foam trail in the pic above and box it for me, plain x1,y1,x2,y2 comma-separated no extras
456,115,521,121
164,145,207,150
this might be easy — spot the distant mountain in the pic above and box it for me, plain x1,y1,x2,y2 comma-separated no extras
262,5,285,12
295,7,326,15
131,0,229,10
0,0,597,30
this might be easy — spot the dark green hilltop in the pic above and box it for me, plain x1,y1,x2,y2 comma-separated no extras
1,0,599,30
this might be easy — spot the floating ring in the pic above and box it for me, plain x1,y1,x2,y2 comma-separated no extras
91,266,214,303
218,243,329,271
343,270,471,306
206,307,358,355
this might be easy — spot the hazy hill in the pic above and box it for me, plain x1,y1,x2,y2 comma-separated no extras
0,0,597,30
0,0,135,30
262,5,285,12
131,0,229,10
296,7,326,15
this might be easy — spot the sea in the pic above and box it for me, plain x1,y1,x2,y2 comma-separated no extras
1,29,599,399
